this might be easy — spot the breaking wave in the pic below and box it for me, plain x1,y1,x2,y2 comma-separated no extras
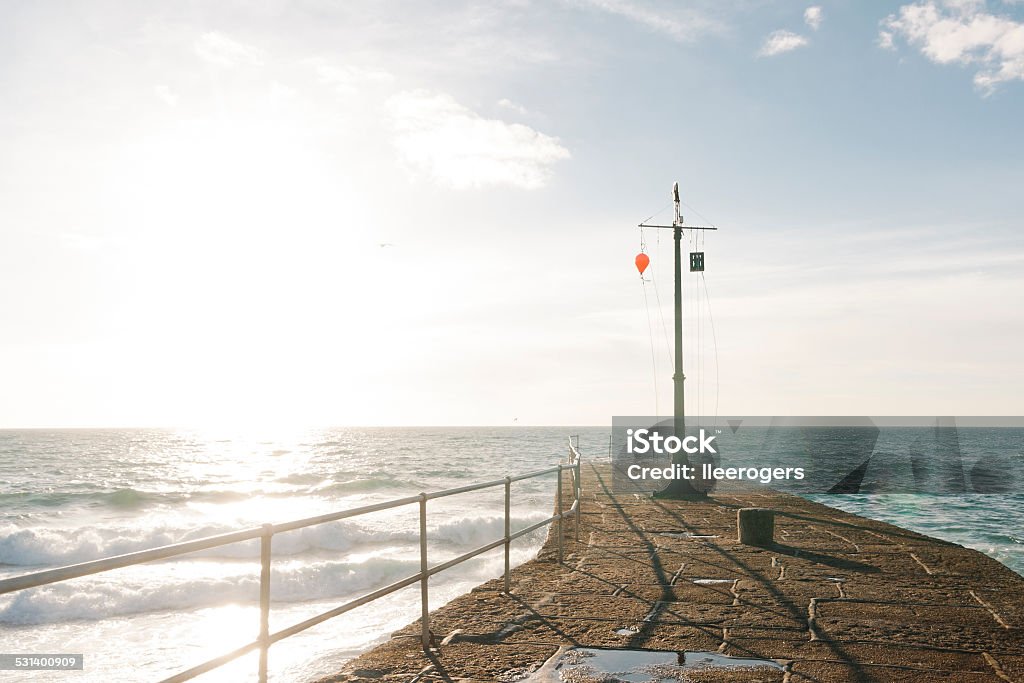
0,513,550,567
0,555,423,625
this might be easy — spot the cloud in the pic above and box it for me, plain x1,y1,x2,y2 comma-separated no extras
59,232,105,253
386,90,570,190
193,31,264,67
571,0,724,43
759,30,810,56
153,85,178,106
882,1,1024,93
805,6,824,30
497,98,530,115
311,59,394,95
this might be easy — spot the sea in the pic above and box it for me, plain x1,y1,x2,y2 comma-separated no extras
1,427,1022,682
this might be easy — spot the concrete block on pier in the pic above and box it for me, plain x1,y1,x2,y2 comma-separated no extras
738,507,774,546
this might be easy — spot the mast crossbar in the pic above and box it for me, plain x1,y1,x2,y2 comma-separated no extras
638,223,717,230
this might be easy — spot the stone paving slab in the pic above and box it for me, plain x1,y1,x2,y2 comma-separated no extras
320,463,1024,682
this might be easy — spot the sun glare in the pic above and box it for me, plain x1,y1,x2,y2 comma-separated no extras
77,108,409,427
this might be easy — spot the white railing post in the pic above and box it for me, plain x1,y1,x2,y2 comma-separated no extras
419,493,430,650
258,523,272,683
575,458,581,543
503,476,511,593
556,467,563,564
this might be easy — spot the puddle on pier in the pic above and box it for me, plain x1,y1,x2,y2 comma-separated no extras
521,646,784,682
659,532,720,540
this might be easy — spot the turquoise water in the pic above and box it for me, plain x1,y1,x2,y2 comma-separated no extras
807,492,1024,576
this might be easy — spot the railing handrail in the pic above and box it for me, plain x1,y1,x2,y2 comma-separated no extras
0,440,583,683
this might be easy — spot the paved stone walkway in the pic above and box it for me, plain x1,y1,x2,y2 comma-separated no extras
323,463,1024,682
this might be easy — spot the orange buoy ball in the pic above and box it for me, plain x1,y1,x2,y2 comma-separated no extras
635,253,650,275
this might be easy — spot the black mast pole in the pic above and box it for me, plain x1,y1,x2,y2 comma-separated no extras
673,222,685,435
660,182,699,497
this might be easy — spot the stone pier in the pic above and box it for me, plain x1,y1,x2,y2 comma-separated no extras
322,463,1024,682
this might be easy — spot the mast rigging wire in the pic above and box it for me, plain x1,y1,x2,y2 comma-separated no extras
648,227,674,375
701,269,721,430
639,228,659,417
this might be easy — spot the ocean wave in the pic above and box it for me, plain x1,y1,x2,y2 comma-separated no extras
0,556,422,625
0,513,551,567
275,472,327,485
310,477,424,495
0,489,169,510
0,486,337,512
0,475,438,512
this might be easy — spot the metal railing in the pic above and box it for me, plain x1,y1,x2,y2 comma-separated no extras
0,438,582,682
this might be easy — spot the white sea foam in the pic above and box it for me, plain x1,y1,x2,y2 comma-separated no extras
0,541,543,626
0,555,424,625
0,513,550,566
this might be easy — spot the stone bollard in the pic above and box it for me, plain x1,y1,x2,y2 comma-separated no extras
737,508,774,546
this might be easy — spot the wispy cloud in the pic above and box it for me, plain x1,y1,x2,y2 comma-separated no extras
881,0,1024,93
58,231,106,253
759,30,809,56
386,90,570,190
571,0,724,43
310,59,394,96
153,84,179,106
497,98,530,115
193,31,264,67
804,6,824,31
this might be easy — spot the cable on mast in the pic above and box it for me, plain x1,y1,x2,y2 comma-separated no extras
701,270,720,431
637,227,659,416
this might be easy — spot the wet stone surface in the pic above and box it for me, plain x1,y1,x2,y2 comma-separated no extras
524,647,783,682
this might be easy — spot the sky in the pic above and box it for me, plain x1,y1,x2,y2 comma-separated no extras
1,0,1023,428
